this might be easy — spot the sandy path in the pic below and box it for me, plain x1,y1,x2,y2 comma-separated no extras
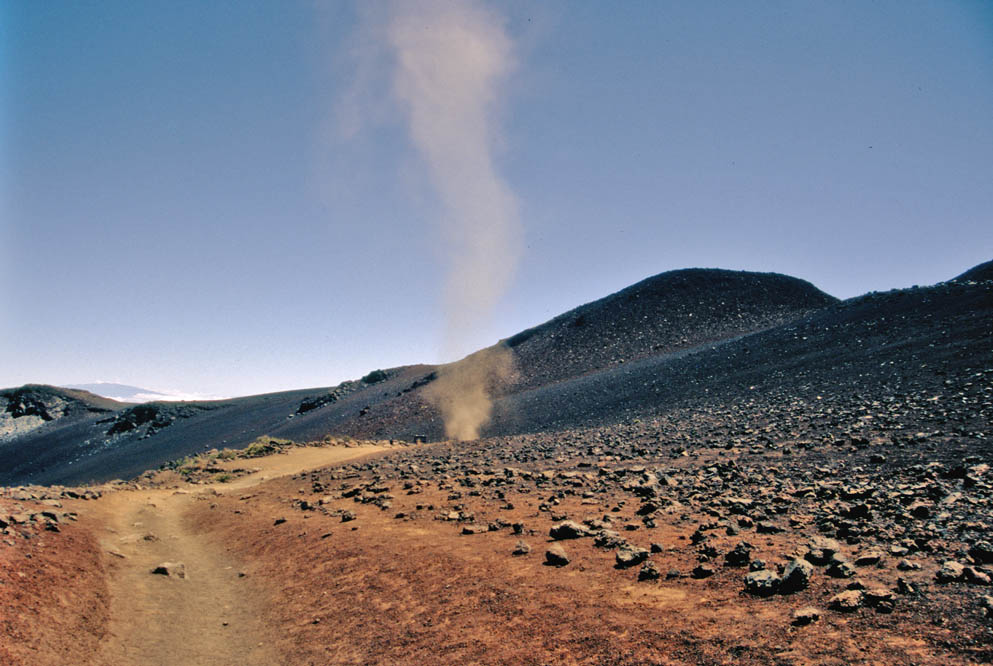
91,445,387,666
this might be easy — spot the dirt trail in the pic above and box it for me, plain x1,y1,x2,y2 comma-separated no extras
90,445,387,666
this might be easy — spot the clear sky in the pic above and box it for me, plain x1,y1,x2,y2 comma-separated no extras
2,1,991,398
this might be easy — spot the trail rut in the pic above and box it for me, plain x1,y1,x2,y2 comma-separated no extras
89,445,386,665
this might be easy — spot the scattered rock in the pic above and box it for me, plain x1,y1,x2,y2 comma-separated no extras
744,570,781,596
151,562,186,579
549,521,591,540
829,589,864,612
805,537,841,566
826,556,857,579
615,545,650,569
692,564,716,579
936,561,966,583
779,558,813,594
792,607,821,626
545,544,570,567
638,561,661,581
724,542,752,567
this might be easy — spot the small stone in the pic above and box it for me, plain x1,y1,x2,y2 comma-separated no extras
151,562,186,579
273,517,287,526
545,544,570,567
805,536,841,566
724,542,752,567
615,546,650,569
854,550,883,567
756,521,784,534
936,560,966,583
969,541,993,564
780,558,813,594
512,540,531,556
864,588,895,612
792,607,821,626
829,589,864,612
896,558,921,571
744,570,781,596
638,561,661,582
980,595,993,616
691,564,715,579
826,556,856,579
549,521,590,540
964,566,992,586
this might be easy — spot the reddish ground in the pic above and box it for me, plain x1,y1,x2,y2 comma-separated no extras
0,504,109,665
3,440,993,665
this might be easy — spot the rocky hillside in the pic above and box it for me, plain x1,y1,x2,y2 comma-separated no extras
504,268,837,390
2,262,990,487
952,259,993,283
0,385,123,442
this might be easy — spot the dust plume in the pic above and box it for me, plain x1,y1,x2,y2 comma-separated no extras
341,0,521,439
425,344,514,441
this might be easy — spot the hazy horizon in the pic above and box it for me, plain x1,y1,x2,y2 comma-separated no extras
3,1,991,398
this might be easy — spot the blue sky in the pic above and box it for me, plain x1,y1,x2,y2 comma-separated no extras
2,1,991,397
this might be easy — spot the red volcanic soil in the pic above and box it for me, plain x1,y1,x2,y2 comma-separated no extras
0,495,108,666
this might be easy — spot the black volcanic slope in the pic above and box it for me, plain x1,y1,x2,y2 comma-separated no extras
504,268,838,389
290,269,839,441
952,259,993,283
2,265,990,486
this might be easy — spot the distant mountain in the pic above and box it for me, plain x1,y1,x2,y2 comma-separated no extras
62,383,224,403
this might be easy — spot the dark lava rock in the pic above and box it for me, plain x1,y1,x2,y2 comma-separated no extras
829,590,864,612
779,558,813,594
545,544,570,567
615,546,650,569
936,560,966,583
638,561,662,581
692,564,716,579
151,562,186,579
805,537,842,566
756,521,785,534
826,556,857,579
724,541,752,567
969,541,993,565
792,607,821,626
549,521,591,540
744,569,781,596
